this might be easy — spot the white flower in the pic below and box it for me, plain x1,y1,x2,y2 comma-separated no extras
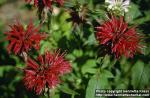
105,0,130,15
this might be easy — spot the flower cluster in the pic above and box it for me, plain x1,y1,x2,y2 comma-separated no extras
23,50,71,94
96,16,141,58
105,0,130,15
4,0,144,96
5,20,46,55
5,16,71,95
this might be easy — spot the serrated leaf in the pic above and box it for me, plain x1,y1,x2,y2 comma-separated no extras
86,74,110,98
139,64,150,88
131,61,145,89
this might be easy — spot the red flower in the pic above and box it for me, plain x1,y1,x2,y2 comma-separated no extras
23,50,71,94
25,0,64,9
96,16,141,58
5,20,46,55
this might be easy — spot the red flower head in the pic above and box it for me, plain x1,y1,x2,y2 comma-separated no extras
25,0,64,9
23,50,71,94
96,16,142,58
5,20,46,55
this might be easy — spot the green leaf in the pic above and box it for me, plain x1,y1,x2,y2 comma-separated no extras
116,83,127,89
125,3,142,23
86,75,100,98
52,94,60,98
81,59,97,74
86,74,110,98
131,61,145,89
114,69,121,82
101,55,110,69
139,64,150,88
82,68,97,74
120,57,131,73
66,54,76,61
115,79,129,89
131,11,150,24
73,49,83,57
0,66,15,77
59,85,79,95
100,70,114,78
84,33,97,46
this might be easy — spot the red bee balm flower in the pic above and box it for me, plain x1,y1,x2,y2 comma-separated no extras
23,50,71,94
5,20,46,55
25,0,64,8
96,16,141,58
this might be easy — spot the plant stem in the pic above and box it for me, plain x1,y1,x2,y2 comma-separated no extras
47,11,51,30
48,89,50,98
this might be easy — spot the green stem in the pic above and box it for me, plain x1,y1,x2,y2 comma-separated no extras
48,89,50,98
99,56,105,70
47,11,52,30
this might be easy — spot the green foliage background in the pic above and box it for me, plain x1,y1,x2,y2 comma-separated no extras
0,0,150,98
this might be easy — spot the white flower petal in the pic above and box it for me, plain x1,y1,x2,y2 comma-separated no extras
105,0,130,15
106,0,116,6
124,8,128,12
105,0,115,4
122,0,130,6
108,5,113,9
